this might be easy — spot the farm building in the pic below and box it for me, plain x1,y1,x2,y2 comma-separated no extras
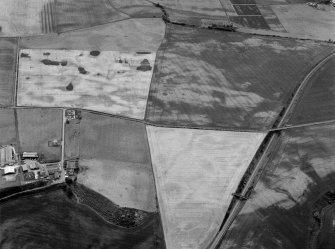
22,152,38,160
3,166,16,175
21,164,28,172
0,145,18,166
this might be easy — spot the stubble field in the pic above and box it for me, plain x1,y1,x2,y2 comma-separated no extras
147,126,265,249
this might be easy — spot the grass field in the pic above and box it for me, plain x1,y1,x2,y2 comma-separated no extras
111,0,162,18
20,19,165,52
17,108,62,162
18,49,155,119
0,109,17,148
0,186,166,249
55,0,128,33
272,4,335,40
287,56,335,126
0,0,53,36
146,25,335,130
155,0,226,17
147,126,265,249
221,123,335,249
78,112,157,212
0,38,17,107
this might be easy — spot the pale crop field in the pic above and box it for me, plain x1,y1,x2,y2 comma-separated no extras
272,4,335,41
147,126,265,249
78,158,157,212
77,112,157,212
18,49,156,119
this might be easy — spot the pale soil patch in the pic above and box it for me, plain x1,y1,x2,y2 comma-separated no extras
272,4,335,40
78,158,157,212
147,126,265,249
20,19,165,52
0,0,52,36
18,49,156,119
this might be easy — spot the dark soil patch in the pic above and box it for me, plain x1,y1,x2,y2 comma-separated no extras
136,59,152,72
78,66,88,74
66,83,74,91
20,53,30,58
41,59,67,66
90,50,100,56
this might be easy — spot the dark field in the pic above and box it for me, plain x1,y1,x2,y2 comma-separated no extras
146,25,335,130
0,109,17,147
64,120,80,160
231,0,256,4
0,38,17,107
17,108,62,162
154,0,226,18
0,186,165,249
318,204,335,249
220,123,335,248
286,56,335,126
233,5,262,15
111,0,162,18
55,0,128,33
79,112,151,164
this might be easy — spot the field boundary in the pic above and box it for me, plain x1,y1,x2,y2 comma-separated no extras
6,105,335,134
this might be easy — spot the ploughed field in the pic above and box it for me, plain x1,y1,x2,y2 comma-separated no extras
220,123,335,249
145,24,335,130
0,185,165,249
285,55,335,126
